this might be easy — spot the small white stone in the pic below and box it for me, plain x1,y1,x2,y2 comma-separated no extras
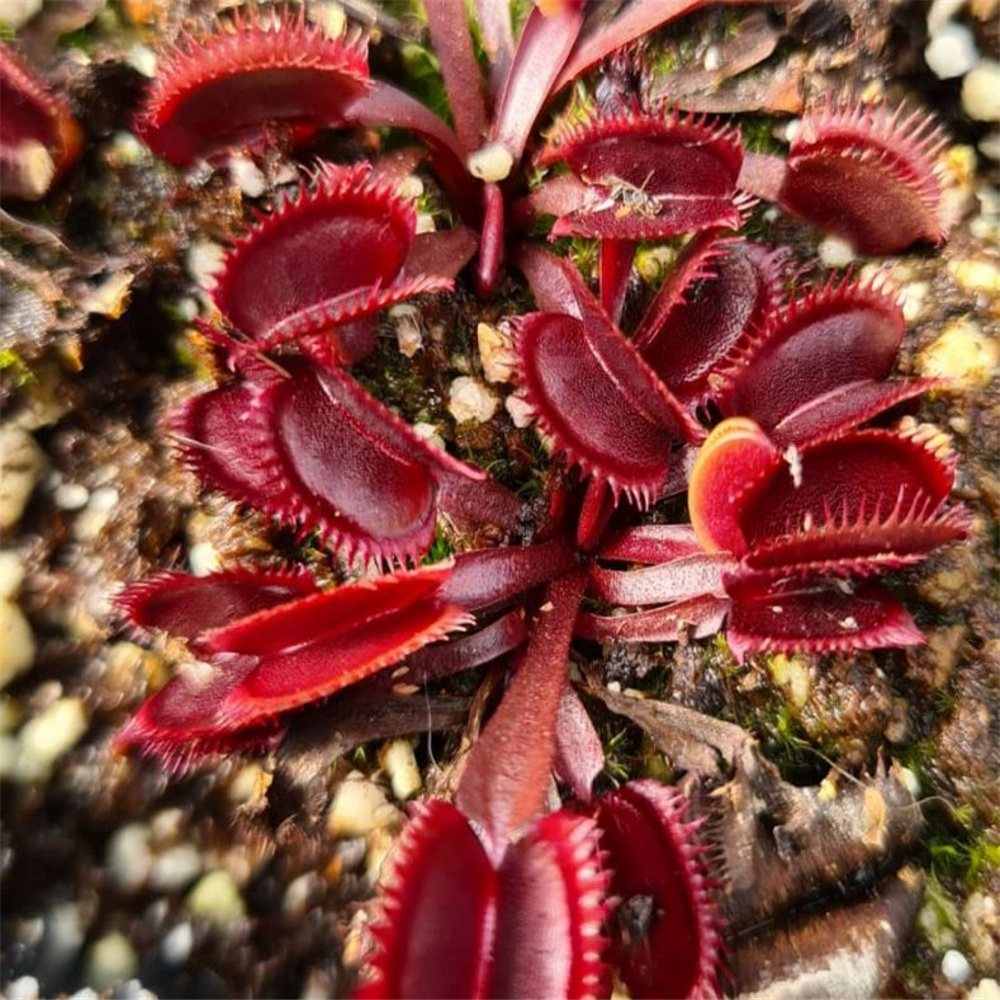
447,376,499,424
415,212,437,234
927,0,967,35
14,696,88,782
817,235,856,269
67,989,99,1000
5,975,40,1000
925,22,979,79
327,772,402,838
125,43,157,79
186,870,246,924
0,551,26,600
149,842,203,893
0,426,46,531
476,322,515,384
187,541,221,577
969,979,1000,1000
899,280,930,322
186,240,226,291
117,981,156,1000
229,154,267,198
54,482,90,511
84,932,138,993
703,44,720,71
411,422,446,451
467,141,514,183
390,304,423,357
963,60,1000,121
105,823,154,893
979,130,1000,162
72,489,117,541
379,738,422,801
899,765,922,799
0,598,35,689
160,922,194,966
504,392,535,429
942,949,973,985
283,872,318,917
0,0,42,30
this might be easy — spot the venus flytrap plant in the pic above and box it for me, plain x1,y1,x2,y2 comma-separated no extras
109,2,972,996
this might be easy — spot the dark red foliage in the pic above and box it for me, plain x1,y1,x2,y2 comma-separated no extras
110,4,972,998
211,161,451,365
175,356,487,565
134,6,370,168
537,105,745,240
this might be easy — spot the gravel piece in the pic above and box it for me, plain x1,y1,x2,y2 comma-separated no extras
390,304,423,358
0,427,46,531
379,738,422,801
942,948,973,985
105,823,154,893
84,932,139,993
327,773,402,838
160,923,194,967
970,979,1000,1000
963,60,1000,121
925,22,979,79
447,376,499,424
5,976,40,1000
13,697,88,783
186,870,247,924
149,842,203,893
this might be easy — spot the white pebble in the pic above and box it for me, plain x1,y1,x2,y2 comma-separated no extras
228,154,267,198
5,975,40,1000
149,842,203,893
54,482,90,511
0,426,46,530
160,922,194,966
447,376,499,424
14,697,88,782
927,0,966,34
84,932,138,993
978,129,1000,163
72,499,113,547
327,772,401,838
68,989,99,1000
379,738,422,801
963,60,1000,121
187,541,221,577
899,766,921,799
969,979,1000,1000
817,235,856,269
504,392,534,429
0,551,26,601
703,44,720,72
925,22,979,79
125,43,157,79
186,870,246,924
0,597,36,690
186,240,226,291
105,823,154,893
0,0,41,30
476,322,515,384
467,141,514,183
942,948,973,985
411,422,446,452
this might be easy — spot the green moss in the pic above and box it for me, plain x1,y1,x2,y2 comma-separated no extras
422,525,454,565
0,349,33,388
